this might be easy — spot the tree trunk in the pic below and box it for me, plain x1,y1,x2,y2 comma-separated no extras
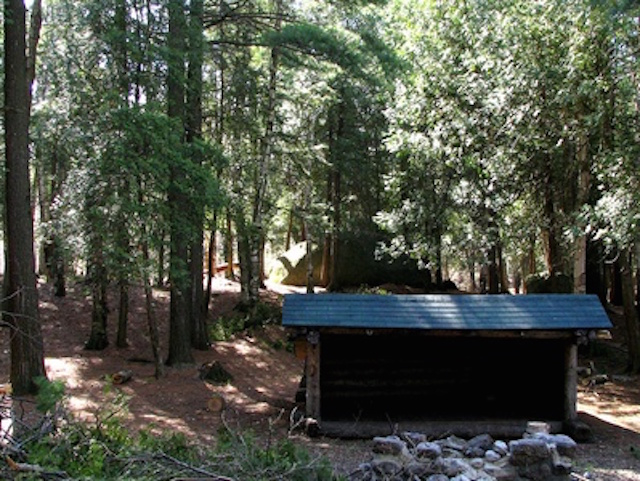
610,260,623,306
542,159,564,280
497,241,509,293
142,239,164,379
434,227,443,288
327,170,341,292
286,209,294,250
116,280,129,348
487,246,499,294
204,216,217,318
187,0,208,350
248,0,282,305
85,247,109,350
4,0,46,394
237,219,251,306
619,249,640,372
226,210,234,279
166,0,194,367
157,229,166,286
321,173,333,287
573,133,590,294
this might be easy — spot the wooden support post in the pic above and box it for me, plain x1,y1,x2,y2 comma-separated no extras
564,343,578,421
306,331,321,421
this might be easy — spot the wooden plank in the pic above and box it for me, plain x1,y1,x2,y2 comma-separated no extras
305,331,321,420
305,328,575,339
318,419,565,440
564,343,578,421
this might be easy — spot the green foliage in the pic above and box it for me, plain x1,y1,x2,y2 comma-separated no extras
210,301,283,341
22,381,339,480
525,272,573,294
34,376,65,414
216,429,338,481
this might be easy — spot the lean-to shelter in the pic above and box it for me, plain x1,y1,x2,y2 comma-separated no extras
283,294,612,438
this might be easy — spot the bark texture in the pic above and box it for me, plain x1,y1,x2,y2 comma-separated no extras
4,0,46,394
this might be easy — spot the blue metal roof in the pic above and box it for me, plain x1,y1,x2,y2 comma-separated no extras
282,294,612,330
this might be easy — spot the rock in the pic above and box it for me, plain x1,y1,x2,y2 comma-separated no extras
371,456,403,476
515,460,553,481
465,446,486,458
442,447,465,458
442,458,468,477
406,460,432,477
485,449,501,462
438,435,468,452
484,461,518,481
532,433,578,458
426,475,449,481
416,441,442,459
364,431,573,481
402,431,427,446
451,475,471,481
468,433,494,451
373,436,408,456
509,438,550,465
564,418,594,443
492,440,509,456
526,421,551,436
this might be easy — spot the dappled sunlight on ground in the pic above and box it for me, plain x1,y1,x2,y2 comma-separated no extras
2,280,640,479
579,377,640,434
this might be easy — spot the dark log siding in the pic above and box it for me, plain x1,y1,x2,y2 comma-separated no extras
319,333,567,422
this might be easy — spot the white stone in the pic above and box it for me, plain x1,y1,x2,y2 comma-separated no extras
485,449,502,462
492,440,509,456
416,441,443,459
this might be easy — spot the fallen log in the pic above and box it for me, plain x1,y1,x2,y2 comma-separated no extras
111,370,133,384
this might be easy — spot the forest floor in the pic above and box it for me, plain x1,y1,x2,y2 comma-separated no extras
1,277,640,479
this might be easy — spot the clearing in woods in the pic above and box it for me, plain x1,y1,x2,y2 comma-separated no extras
0,278,639,480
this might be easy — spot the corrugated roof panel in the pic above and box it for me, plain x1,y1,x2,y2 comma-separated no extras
282,294,612,330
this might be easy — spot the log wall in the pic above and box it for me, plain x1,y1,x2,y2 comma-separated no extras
317,332,569,423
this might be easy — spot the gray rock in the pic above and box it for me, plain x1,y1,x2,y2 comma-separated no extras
373,435,407,456
416,441,443,459
451,475,471,481
485,449,501,463
406,460,432,477
442,458,468,477
442,447,465,458
492,440,509,456
438,435,468,452
465,446,487,458
426,475,449,481
469,433,494,451
515,460,553,481
402,431,427,446
532,433,578,458
470,457,485,469
509,438,551,465
484,462,518,481
371,456,403,476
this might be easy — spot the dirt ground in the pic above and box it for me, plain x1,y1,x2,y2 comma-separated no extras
2,278,640,480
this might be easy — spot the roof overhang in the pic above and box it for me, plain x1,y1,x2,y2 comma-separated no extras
282,293,613,331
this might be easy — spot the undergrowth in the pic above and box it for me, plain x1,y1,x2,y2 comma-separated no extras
3,378,340,480
210,300,283,342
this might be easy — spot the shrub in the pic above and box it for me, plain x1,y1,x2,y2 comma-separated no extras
8,381,341,480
